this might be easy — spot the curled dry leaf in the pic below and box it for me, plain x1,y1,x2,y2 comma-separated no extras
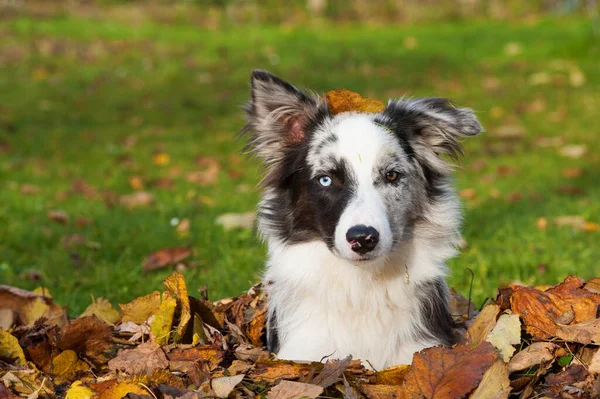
268,380,324,399
507,342,565,373
208,374,245,398
143,247,192,272
312,356,353,388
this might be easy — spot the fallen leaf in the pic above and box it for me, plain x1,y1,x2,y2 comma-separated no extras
120,291,161,324
359,384,405,399
504,42,522,56
80,297,120,324
469,360,511,399
64,381,96,399
143,247,192,272
552,215,586,229
459,188,477,200
210,375,245,398
97,382,147,399
128,176,144,190
251,360,323,384
186,157,220,186
108,341,168,375
536,217,548,230
2,368,54,397
312,356,352,388
119,192,155,209
583,222,599,232
20,184,40,195
51,349,90,381
0,308,13,330
491,125,525,140
163,272,191,341
562,167,583,178
467,304,499,346
569,68,586,87
486,311,521,362
58,316,111,357
0,285,66,328
402,341,497,398
0,329,26,366
559,144,587,159
176,218,190,237
153,153,170,166
215,212,256,230
507,342,564,373
268,380,324,399
375,364,410,386
556,318,600,345
150,293,177,345
47,210,70,224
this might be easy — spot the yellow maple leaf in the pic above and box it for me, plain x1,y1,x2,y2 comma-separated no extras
80,297,121,325
119,291,161,324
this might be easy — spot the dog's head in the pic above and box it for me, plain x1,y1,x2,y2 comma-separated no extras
243,70,482,264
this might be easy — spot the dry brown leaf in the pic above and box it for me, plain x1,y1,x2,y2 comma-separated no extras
507,342,565,373
58,315,111,357
467,304,499,346
2,368,54,397
559,144,587,159
268,380,324,399
469,360,511,399
556,318,600,344
120,291,161,324
108,341,168,375
402,341,497,399
119,192,155,209
167,344,224,371
251,360,323,384
47,209,70,224
79,297,120,324
143,247,192,272
312,356,352,388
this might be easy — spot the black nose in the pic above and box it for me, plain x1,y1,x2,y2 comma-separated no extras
346,225,379,254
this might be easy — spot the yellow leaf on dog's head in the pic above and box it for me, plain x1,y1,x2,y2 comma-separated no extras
326,89,385,115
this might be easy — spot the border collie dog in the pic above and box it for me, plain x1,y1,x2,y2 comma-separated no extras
242,70,482,369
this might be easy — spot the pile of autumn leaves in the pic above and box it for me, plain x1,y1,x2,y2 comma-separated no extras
1,273,600,399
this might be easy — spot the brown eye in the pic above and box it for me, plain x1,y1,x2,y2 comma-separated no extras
386,171,399,182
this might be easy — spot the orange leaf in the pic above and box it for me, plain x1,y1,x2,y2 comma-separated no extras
402,341,497,399
326,89,385,115
143,247,192,272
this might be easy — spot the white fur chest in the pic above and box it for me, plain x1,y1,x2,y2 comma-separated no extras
264,240,445,369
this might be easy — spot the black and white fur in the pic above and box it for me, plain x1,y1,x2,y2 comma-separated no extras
242,70,482,369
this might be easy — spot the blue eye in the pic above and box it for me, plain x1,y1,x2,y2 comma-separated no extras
318,176,332,187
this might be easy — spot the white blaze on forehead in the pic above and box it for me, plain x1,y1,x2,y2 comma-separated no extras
311,113,404,262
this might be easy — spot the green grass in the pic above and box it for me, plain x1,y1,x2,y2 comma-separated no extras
1,12,599,315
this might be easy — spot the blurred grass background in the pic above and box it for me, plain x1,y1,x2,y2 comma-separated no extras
0,0,598,315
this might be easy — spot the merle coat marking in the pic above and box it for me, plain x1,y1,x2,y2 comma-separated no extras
242,70,482,368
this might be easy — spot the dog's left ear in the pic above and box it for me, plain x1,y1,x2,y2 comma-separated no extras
381,98,483,172
243,70,324,165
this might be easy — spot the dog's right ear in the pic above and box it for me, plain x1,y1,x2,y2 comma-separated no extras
243,70,324,165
